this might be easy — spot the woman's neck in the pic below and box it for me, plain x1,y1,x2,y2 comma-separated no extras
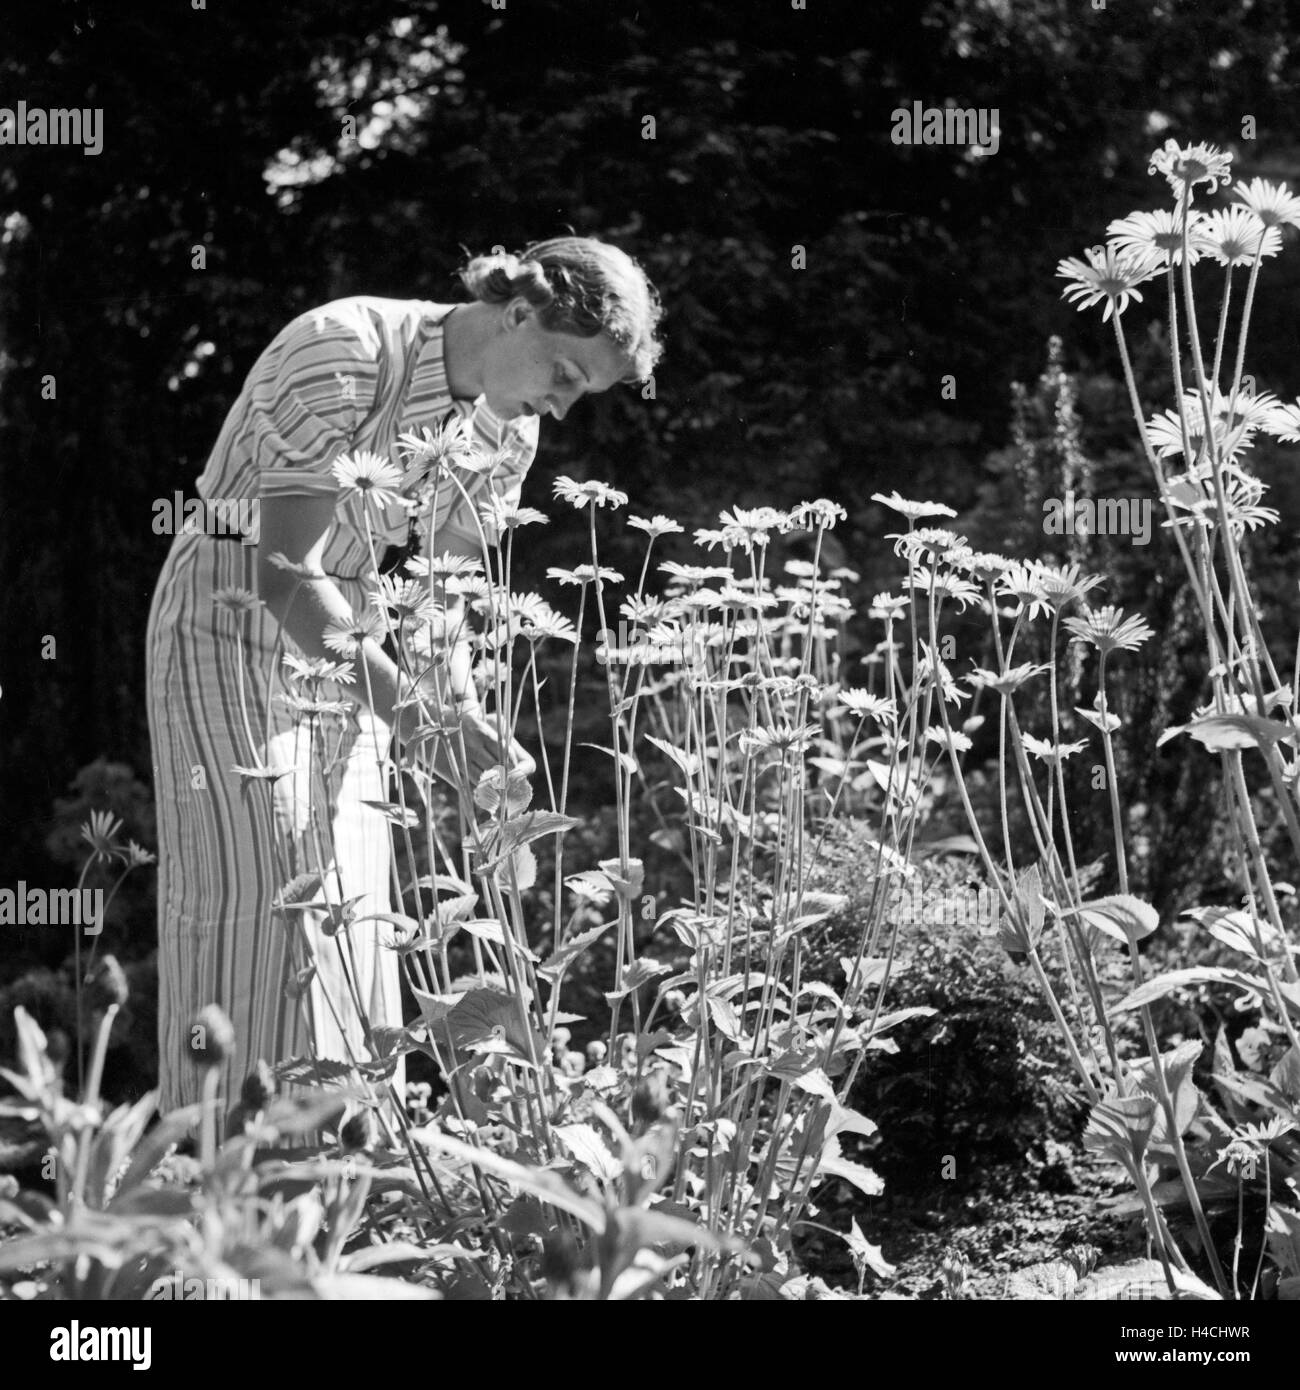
441,301,493,401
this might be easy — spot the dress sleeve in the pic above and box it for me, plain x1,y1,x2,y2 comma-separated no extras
432,406,541,551
249,301,382,500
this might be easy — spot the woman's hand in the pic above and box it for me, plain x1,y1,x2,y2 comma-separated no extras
401,698,535,795
458,708,537,786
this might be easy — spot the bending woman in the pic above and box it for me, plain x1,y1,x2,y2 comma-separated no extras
145,237,662,1110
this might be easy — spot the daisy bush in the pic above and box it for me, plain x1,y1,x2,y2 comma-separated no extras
220,432,963,1299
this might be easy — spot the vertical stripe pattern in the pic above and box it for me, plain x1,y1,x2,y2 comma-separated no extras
146,298,539,1110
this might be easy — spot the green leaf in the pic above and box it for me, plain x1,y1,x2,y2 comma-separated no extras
767,1051,836,1100
1166,712,1299,753
844,1217,895,1280
564,870,616,904
646,734,704,777
816,1137,884,1197
473,767,533,816
605,957,670,1002
1063,894,1158,944
1083,1093,1157,1162
493,843,537,892
311,1273,439,1299
598,856,646,899
1111,966,1267,1016
704,994,745,1042
1129,1040,1204,1147
858,1006,936,1041
360,799,422,828
537,921,614,981
411,1127,605,1231
555,1123,622,1183
460,917,538,961
482,811,581,866
273,1056,355,1084
999,863,1045,954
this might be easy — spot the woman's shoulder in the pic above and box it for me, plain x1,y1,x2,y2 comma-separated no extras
282,295,450,343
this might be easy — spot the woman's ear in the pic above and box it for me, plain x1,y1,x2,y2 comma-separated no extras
501,296,534,332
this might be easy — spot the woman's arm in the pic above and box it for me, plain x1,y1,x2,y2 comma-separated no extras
255,494,531,779
255,492,420,740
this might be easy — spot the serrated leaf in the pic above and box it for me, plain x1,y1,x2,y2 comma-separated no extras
605,957,670,1001
443,988,541,1058
494,843,537,891
537,921,614,981
473,766,534,816
646,734,703,777
490,811,582,859
273,1056,355,1085
435,893,482,923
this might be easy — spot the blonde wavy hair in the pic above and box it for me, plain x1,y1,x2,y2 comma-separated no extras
458,235,663,381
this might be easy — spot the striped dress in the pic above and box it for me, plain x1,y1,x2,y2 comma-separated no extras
145,297,539,1112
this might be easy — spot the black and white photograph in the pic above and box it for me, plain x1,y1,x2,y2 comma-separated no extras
0,0,1298,1347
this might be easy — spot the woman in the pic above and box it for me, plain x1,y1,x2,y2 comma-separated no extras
146,237,663,1111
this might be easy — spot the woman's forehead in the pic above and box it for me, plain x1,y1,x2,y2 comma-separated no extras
553,331,634,388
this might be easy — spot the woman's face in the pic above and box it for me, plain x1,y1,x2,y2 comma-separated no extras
481,299,632,422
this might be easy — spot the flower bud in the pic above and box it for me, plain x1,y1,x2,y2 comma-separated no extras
339,1106,377,1154
240,1059,275,1112
661,989,686,1016
188,1005,235,1069
631,1071,672,1127
87,955,129,1012
45,1028,71,1069
584,1040,607,1065
539,1228,583,1294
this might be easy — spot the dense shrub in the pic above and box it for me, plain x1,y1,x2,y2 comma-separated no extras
804,825,1090,1192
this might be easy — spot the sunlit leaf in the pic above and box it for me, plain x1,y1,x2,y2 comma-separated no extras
537,921,615,980
844,1218,896,1280
1063,894,1158,944
1111,966,1268,1016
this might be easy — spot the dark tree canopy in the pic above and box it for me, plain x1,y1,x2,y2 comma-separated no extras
2,0,1299,903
